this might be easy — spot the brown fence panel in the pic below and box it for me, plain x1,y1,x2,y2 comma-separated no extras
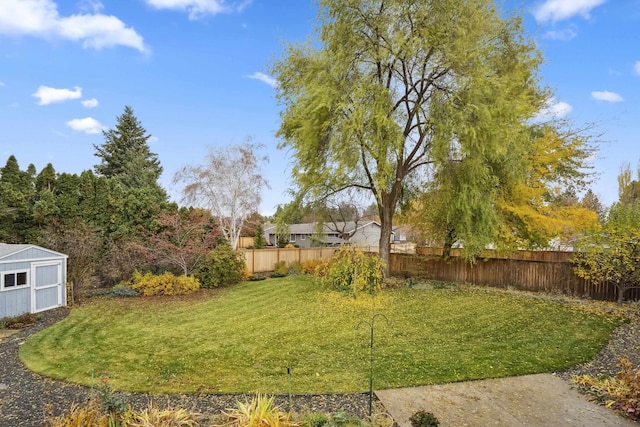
245,247,640,302
299,248,337,263
244,249,275,274
389,251,640,302
243,247,339,274
237,237,255,249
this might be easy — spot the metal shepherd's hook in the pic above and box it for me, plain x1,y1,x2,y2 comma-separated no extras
355,313,391,417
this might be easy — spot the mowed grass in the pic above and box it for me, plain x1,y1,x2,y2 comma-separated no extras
20,276,619,394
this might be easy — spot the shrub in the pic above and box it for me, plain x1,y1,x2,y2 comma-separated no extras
95,369,130,421
574,355,640,420
409,410,440,427
45,399,110,427
301,259,324,275
197,244,247,288
248,274,267,281
125,404,200,427
303,413,329,427
319,247,385,296
112,283,139,298
312,260,332,279
327,410,365,427
285,243,296,249
220,394,299,427
0,312,39,329
129,271,200,296
273,260,289,277
288,260,303,275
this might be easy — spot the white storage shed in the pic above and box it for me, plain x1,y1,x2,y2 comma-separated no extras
0,244,67,318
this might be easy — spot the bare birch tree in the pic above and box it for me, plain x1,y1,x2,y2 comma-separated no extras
174,142,268,250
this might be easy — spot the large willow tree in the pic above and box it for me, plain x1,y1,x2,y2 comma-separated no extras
273,0,548,269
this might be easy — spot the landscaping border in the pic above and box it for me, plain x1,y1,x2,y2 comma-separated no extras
0,308,371,427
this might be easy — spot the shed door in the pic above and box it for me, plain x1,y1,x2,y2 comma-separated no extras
31,261,62,313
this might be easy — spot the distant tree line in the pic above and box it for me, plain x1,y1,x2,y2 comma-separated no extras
0,106,264,299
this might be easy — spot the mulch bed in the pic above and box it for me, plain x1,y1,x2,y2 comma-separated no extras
0,307,370,427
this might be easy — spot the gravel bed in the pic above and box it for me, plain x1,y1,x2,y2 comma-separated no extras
558,320,640,380
0,308,371,427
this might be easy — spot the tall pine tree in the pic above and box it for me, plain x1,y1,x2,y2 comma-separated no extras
0,156,37,242
94,105,166,203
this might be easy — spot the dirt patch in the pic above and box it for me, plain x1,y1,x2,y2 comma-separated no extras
0,329,19,343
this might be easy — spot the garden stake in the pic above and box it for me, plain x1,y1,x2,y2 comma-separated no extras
356,313,391,417
287,366,293,411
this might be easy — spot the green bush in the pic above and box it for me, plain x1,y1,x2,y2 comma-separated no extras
197,244,247,288
129,271,200,296
320,246,385,296
288,261,303,275
409,410,439,427
328,410,366,427
303,413,329,427
273,260,289,277
111,283,139,298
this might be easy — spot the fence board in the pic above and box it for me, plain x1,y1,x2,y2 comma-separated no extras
390,250,640,302
242,247,337,274
243,247,640,302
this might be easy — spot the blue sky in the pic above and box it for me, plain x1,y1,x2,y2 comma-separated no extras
0,0,638,215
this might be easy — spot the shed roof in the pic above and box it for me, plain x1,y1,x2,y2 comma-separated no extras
0,243,67,260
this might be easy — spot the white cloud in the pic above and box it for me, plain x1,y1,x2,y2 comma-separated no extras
0,81,5,87
81,98,99,108
535,98,573,120
144,0,251,20
533,0,607,24
591,91,623,102
66,117,103,134
543,26,577,41
634,61,640,76
33,85,82,105
0,0,146,52
78,0,104,13
248,72,277,88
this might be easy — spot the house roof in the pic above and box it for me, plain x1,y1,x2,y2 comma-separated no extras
264,221,393,235
0,243,67,260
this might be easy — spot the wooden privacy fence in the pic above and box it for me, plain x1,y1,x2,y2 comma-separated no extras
389,249,640,302
242,247,337,274
241,246,639,302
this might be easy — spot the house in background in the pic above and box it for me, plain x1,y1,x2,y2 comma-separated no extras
263,221,394,248
0,244,67,318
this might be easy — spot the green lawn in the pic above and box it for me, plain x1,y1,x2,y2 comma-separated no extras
20,276,620,394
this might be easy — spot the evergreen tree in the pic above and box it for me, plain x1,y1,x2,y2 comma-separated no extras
94,105,166,202
254,223,266,249
36,163,56,193
0,156,37,242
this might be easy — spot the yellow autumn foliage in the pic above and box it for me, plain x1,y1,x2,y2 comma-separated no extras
130,271,200,296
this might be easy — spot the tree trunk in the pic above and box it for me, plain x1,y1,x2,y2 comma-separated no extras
442,228,456,259
617,283,625,305
378,202,394,276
